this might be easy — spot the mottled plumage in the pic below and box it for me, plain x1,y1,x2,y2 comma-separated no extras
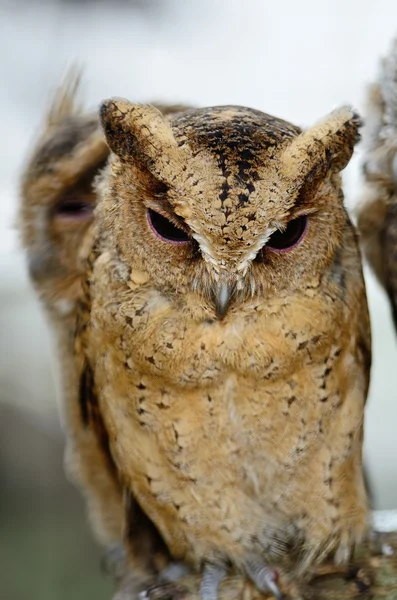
75,99,371,597
19,73,191,594
357,38,397,328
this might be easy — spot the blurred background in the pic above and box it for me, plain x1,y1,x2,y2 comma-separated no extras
1,0,397,598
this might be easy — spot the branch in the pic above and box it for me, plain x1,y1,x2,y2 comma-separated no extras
114,512,397,600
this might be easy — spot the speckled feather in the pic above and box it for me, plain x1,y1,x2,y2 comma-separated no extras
19,73,191,586
76,98,371,586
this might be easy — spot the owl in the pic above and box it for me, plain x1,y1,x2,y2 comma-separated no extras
356,37,397,328
19,73,193,596
73,99,371,600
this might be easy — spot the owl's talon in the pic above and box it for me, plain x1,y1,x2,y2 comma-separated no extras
245,559,282,600
200,562,228,600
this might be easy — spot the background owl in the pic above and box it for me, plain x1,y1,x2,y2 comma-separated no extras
19,74,193,598
356,38,397,329
72,98,371,599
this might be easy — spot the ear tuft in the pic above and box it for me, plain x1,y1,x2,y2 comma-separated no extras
99,98,178,166
99,98,136,159
322,106,362,171
282,106,362,185
46,65,83,130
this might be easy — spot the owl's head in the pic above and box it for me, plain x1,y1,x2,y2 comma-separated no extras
19,69,189,317
99,100,361,318
20,69,108,315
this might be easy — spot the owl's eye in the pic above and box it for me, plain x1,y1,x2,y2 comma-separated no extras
266,215,308,252
147,208,190,244
54,198,94,222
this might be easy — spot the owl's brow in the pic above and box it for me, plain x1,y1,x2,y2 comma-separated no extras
144,191,191,233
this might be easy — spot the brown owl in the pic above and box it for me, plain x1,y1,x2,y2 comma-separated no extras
356,38,397,328
19,73,192,595
74,99,371,599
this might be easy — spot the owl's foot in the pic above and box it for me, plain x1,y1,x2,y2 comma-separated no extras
200,563,228,600
245,558,282,599
200,560,282,600
106,543,189,600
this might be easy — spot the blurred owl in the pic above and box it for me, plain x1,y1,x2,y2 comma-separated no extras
356,38,397,328
19,73,192,595
72,98,371,599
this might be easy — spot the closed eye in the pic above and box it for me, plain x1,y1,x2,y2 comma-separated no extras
147,208,190,244
266,215,308,252
54,196,95,222
52,160,106,223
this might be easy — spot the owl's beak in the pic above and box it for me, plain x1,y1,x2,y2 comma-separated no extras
214,282,234,319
